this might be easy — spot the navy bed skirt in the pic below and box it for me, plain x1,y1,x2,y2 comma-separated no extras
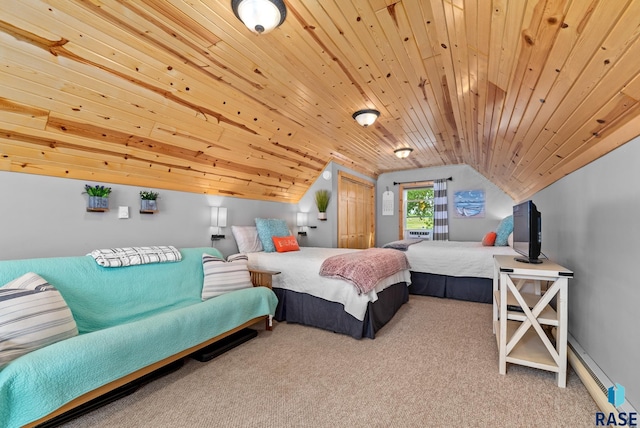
272,281,409,340
408,271,492,303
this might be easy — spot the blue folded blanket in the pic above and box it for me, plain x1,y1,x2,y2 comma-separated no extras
382,239,424,251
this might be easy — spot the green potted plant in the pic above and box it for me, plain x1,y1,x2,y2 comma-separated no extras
315,189,331,220
84,184,112,210
139,190,159,212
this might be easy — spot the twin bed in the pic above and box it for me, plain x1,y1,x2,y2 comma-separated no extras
397,240,519,303
247,248,411,339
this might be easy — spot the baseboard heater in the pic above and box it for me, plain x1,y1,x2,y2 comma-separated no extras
567,334,637,415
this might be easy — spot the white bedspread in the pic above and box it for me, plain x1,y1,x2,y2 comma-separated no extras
405,241,518,279
247,247,411,321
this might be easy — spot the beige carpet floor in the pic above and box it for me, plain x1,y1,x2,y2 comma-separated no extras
62,295,598,427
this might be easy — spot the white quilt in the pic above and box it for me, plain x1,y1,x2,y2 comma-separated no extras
404,241,519,279
247,247,411,321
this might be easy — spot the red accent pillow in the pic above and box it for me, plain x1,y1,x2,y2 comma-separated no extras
272,235,300,253
482,231,497,246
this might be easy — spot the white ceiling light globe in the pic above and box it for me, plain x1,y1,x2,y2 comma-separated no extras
233,0,286,34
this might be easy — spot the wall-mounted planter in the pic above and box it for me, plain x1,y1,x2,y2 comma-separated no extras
315,190,331,221
87,196,109,212
85,184,111,212
139,190,159,214
140,199,158,214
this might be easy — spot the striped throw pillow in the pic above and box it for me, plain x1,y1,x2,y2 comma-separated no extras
0,273,78,369
202,254,253,300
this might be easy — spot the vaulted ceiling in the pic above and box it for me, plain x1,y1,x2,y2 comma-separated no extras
1,0,639,203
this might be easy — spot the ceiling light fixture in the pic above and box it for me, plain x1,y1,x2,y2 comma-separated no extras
394,147,414,159
231,0,287,34
352,109,380,127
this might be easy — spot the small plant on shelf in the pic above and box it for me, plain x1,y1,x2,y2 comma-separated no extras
84,184,111,210
139,190,159,212
315,189,331,220
84,184,112,198
139,190,159,200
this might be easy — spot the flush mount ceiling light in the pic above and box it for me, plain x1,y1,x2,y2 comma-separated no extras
352,109,380,127
231,0,287,34
394,147,414,159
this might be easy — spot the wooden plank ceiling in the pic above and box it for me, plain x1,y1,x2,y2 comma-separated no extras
1,0,639,202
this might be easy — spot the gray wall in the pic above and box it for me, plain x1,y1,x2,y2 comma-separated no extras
533,136,640,410
376,164,515,246
0,172,296,260
210,198,298,256
0,161,372,259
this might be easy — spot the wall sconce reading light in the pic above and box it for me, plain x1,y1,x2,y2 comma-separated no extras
231,0,287,34
352,109,380,127
394,147,414,159
296,212,308,236
211,207,228,240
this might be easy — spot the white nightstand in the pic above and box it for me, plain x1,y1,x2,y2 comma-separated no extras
493,255,573,387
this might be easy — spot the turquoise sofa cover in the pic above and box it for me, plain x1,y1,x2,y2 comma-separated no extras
0,247,278,428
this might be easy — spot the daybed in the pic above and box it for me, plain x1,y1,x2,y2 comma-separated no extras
0,247,278,428
386,240,518,303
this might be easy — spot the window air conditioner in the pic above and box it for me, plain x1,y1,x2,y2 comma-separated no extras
404,230,432,240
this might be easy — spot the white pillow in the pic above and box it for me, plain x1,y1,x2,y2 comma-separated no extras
231,226,263,253
507,232,514,247
0,273,78,369
202,254,253,300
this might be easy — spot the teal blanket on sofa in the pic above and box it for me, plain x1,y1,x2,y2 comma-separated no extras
0,247,278,428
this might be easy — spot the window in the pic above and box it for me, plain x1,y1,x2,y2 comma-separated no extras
404,187,434,230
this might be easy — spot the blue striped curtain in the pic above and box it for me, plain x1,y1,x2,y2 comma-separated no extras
433,179,449,241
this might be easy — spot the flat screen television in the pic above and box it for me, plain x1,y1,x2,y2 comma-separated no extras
512,200,542,264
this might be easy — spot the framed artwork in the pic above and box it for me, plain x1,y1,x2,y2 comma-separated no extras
454,190,485,218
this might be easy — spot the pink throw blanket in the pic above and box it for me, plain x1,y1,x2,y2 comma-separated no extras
319,248,411,294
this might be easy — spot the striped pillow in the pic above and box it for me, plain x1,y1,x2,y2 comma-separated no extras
0,273,78,369
202,254,253,300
